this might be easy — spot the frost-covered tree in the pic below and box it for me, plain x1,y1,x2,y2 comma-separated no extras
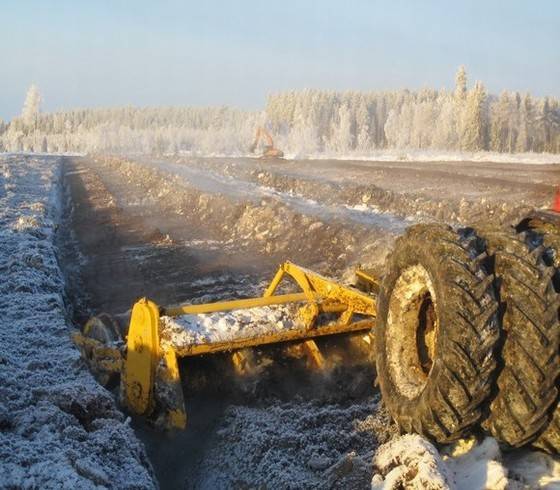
328,103,354,153
461,81,487,151
21,84,42,129
454,66,467,102
490,92,512,152
433,95,458,149
2,67,559,155
453,66,469,146
538,97,560,152
355,95,372,151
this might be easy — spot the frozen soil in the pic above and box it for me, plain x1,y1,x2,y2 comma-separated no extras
0,155,155,488
59,155,384,489
49,154,560,488
194,396,396,489
146,155,559,227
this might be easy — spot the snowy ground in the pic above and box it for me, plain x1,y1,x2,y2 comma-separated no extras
281,149,560,165
11,153,559,489
371,434,560,489
170,149,560,165
136,154,559,235
0,154,156,488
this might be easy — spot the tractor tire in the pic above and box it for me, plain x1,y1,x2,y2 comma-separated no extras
517,215,560,269
542,231,560,268
478,228,560,448
535,408,560,453
522,226,560,454
376,224,500,443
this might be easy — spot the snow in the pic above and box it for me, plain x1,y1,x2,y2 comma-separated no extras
2,151,86,157
371,434,560,489
371,434,451,489
168,148,560,165
285,149,560,165
0,154,156,488
443,438,508,490
160,304,301,348
171,148,559,165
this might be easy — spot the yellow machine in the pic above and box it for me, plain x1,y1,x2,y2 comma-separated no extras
249,127,284,158
73,262,377,429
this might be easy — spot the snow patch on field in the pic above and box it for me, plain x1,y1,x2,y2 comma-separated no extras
0,154,155,488
172,149,560,165
286,149,560,165
3,151,86,157
371,434,560,489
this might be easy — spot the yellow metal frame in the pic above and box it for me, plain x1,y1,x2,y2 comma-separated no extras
77,262,377,430
122,298,161,416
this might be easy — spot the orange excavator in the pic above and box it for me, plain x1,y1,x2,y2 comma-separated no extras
250,127,284,158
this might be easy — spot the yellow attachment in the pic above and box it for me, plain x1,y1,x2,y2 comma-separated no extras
71,331,122,383
81,261,378,430
171,319,374,358
123,298,161,416
264,261,376,318
157,348,187,429
231,350,251,376
301,339,325,369
164,292,312,317
355,267,380,294
165,261,377,360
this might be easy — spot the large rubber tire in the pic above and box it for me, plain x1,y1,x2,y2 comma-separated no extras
376,224,500,443
535,408,560,453
479,228,560,448
523,225,560,453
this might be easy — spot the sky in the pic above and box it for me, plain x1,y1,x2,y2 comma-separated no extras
1,0,559,121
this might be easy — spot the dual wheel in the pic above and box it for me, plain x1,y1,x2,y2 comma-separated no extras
376,223,560,452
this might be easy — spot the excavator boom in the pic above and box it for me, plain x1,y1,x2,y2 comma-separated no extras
250,127,284,158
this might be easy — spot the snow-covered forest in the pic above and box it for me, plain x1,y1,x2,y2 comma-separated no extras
1,68,559,156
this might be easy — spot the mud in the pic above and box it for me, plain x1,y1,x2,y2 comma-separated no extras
161,155,558,226
57,154,559,488
58,156,384,488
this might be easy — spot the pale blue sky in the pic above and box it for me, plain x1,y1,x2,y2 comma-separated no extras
1,1,559,120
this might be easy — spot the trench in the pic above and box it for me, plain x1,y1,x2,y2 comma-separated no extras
57,155,396,489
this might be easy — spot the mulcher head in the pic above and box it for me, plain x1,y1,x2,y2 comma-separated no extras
73,262,377,429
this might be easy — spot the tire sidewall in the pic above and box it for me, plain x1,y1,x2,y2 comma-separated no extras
376,235,450,430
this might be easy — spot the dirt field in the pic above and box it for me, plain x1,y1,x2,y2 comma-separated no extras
58,155,559,488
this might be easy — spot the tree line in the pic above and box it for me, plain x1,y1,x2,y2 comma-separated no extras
266,67,560,155
1,68,559,155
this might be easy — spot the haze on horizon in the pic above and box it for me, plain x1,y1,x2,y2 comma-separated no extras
1,0,559,121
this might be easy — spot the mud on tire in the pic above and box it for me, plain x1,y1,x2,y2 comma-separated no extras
478,228,560,448
517,223,560,453
376,224,500,443
534,227,560,454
